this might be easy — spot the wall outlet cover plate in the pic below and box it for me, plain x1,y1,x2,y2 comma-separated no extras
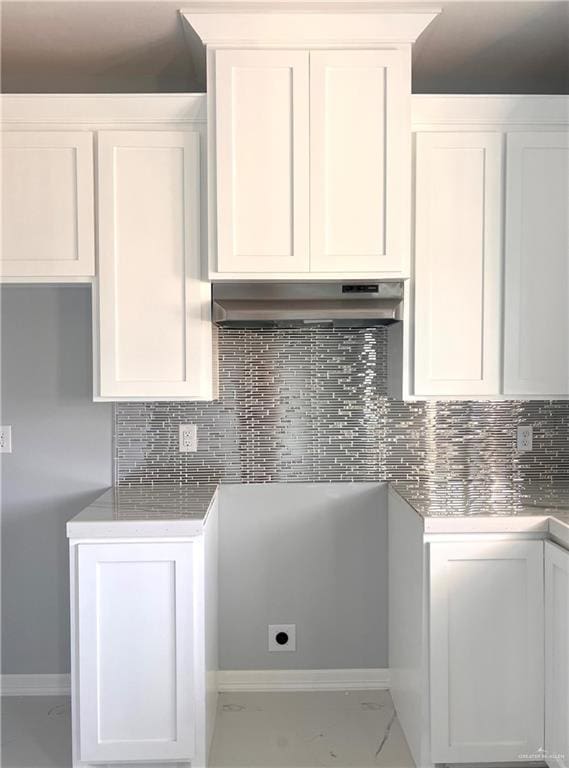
0,426,12,453
179,424,198,453
517,425,533,452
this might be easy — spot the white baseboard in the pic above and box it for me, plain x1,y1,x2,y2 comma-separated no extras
1,669,389,696
1,674,71,696
217,668,390,693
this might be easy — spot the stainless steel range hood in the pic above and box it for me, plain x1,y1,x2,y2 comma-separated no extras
212,282,403,328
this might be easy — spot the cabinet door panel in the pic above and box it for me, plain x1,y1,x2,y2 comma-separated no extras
310,49,409,274
430,540,544,764
97,130,212,399
504,132,569,396
1,131,94,277
545,541,569,768
414,133,502,396
77,542,194,763
215,49,309,273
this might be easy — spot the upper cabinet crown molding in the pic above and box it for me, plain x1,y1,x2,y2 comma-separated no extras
411,95,569,130
181,2,441,46
0,94,206,126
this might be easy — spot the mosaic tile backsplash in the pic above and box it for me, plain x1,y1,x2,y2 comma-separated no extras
115,327,569,495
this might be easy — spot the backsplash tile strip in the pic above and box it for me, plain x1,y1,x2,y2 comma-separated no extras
115,327,569,505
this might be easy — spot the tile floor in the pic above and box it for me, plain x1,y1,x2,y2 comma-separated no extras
1,690,415,768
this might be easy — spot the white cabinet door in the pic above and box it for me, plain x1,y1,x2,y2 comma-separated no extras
545,541,569,768
430,540,544,764
414,132,502,396
504,132,569,396
214,49,310,274
310,49,410,275
77,542,195,764
1,131,95,277
96,130,213,400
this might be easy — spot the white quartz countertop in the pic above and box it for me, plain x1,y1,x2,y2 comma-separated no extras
391,483,569,548
66,483,218,539
67,480,569,549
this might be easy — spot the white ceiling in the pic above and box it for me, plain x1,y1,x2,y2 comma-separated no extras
1,1,568,93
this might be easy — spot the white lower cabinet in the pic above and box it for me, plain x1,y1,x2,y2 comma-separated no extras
429,540,545,764
545,541,569,768
70,520,218,767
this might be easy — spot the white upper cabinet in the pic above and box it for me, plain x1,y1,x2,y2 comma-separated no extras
310,50,409,274
96,130,213,400
215,49,310,274
414,132,502,396
430,540,545,764
1,131,95,278
504,131,569,397
409,97,569,400
212,47,409,278
545,540,569,768
184,3,439,279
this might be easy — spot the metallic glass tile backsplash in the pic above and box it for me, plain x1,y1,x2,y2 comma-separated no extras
115,327,569,492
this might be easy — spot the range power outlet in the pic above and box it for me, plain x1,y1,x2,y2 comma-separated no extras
179,424,198,453
268,624,296,652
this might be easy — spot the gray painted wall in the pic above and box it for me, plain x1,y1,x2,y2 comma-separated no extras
218,483,388,670
1,286,112,675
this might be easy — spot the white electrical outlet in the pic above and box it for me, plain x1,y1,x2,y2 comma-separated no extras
517,425,533,452
179,424,198,453
268,624,296,652
0,426,12,453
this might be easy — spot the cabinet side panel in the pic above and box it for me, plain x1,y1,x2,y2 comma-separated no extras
545,541,569,768
388,489,427,768
204,496,219,760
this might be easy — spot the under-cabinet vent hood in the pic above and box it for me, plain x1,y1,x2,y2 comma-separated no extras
212,282,403,328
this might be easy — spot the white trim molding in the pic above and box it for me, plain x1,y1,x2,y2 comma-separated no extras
1,674,71,696
181,2,441,46
1,94,207,125
2,669,389,696
218,668,390,693
411,95,569,129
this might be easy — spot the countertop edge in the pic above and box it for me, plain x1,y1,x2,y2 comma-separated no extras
66,485,219,540
389,485,569,548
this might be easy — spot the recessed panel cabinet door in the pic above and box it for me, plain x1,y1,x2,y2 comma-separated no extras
77,542,195,764
96,130,212,400
504,132,569,396
430,541,544,764
545,541,569,768
214,49,310,273
310,50,410,275
1,131,95,277
414,133,502,396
